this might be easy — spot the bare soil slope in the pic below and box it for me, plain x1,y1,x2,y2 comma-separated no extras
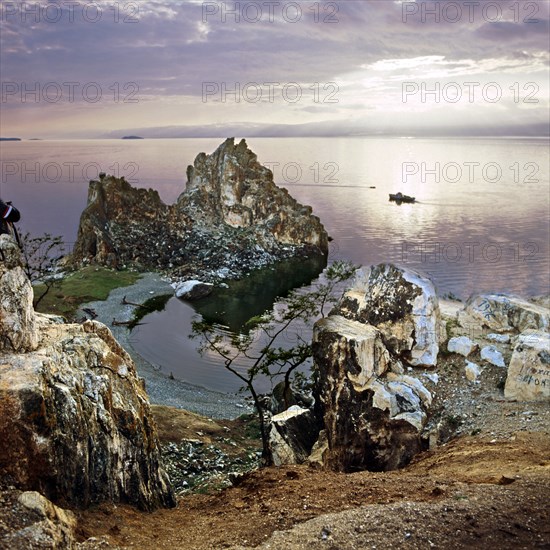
76,430,549,549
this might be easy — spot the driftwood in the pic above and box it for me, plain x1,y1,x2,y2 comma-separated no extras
121,296,145,308
112,318,133,326
112,318,144,327
82,307,98,319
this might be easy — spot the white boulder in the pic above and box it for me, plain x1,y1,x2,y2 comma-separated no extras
175,280,213,300
504,331,550,401
480,345,506,368
447,336,477,357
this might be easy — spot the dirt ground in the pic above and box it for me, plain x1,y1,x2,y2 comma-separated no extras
76,429,549,549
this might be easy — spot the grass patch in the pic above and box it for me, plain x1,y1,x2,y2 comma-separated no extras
34,266,141,320
128,293,172,329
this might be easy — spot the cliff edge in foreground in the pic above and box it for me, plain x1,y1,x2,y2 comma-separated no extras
0,234,175,512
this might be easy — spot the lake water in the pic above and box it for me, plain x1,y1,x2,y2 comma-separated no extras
1,137,548,391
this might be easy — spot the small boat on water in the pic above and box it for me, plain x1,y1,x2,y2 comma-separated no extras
389,192,415,203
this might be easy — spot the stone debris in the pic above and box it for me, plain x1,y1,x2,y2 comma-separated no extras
480,345,506,368
162,440,260,495
486,333,510,344
447,336,478,357
465,361,481,382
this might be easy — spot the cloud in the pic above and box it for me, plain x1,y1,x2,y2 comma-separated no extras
1,0,548,137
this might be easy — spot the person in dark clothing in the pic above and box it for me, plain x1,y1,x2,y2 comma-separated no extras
0,198,21,235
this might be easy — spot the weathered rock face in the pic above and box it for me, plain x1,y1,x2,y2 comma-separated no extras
505,331,550,401
0,490,77,549
335,264,440,367
0,238,175,511
0,317,176,510
458,294,549,333
71,139,328,280
313,311,434,473
0,234,38,353
183,138,327,250
71,176,171,269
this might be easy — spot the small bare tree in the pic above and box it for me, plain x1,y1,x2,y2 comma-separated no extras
20,233,65,309
191,260,357,465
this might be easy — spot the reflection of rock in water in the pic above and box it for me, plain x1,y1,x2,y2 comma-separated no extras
71,138,328,281
192,255,327,332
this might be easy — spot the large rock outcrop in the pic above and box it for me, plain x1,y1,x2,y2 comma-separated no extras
312,264,439,472
0,237,175,511
183,138,327,249
71,138,328,280
336,264,440,367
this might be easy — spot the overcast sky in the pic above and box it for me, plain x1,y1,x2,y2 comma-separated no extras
1,0,549,138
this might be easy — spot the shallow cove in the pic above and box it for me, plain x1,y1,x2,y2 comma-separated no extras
131,255,327,393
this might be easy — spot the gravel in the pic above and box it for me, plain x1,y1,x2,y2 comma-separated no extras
78,272,250,419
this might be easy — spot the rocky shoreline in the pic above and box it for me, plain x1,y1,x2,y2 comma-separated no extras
78,272,252,419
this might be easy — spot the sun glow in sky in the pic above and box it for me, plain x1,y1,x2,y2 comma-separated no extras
0,0,548,138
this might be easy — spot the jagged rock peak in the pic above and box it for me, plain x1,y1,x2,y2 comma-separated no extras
183,138,327,250
71,139,328,277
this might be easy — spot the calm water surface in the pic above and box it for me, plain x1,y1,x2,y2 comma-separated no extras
2,137,548,391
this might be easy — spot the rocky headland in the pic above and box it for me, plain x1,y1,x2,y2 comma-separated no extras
70,138,328,284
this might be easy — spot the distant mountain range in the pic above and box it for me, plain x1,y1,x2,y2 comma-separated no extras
104,121,550,140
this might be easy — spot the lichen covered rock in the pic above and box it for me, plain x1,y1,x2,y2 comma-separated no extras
0,490,77,549
269,406,319,466
458,294,549,333
313,312,434,472
0,239,174,511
